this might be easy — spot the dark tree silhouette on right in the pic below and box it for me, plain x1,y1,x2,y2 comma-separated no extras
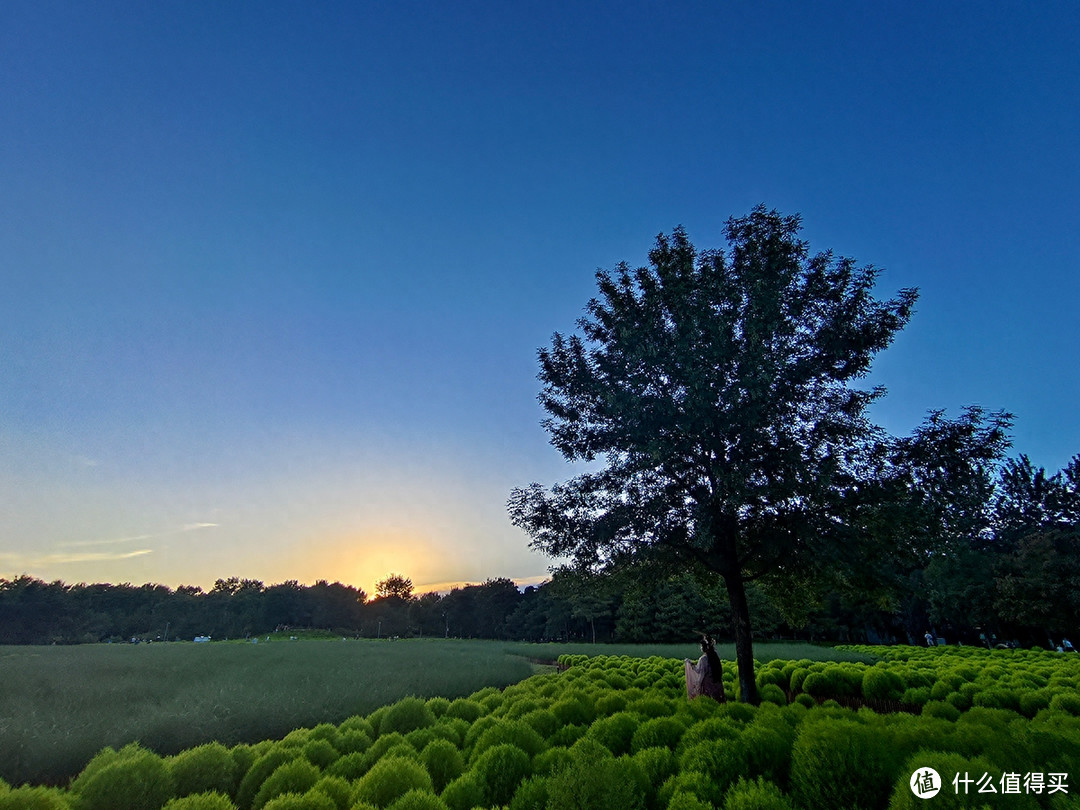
510,206,1011,703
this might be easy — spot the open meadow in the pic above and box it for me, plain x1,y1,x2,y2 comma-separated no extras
0,639,864,787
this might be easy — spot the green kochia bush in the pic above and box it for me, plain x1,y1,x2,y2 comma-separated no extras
0,786,72,810
70,743,175,810
862,668,906,702
236,750,297,810
471,743,532,806
629,716,685,752
439,773,485,810
161,795,237,810
310,776,351,810
168,743,240,799
380,698,437,736
251,760,320,810
260,793,336,810
722,777,794,810
469,719,546,761
353,756,433,807
586,712,639,756
791,719,906,810
384,790,448,810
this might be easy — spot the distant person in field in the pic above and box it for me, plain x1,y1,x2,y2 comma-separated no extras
685,635,726,702
924,631,935,647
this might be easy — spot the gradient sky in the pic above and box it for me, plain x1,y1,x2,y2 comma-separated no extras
1,2,1078,596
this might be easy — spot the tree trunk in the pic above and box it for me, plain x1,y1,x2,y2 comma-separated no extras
725,572,760,705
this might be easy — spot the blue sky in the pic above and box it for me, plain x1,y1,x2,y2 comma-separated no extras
1,2,1077,594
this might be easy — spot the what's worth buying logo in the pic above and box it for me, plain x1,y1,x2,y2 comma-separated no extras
910,767,942,798
910,767,1069,799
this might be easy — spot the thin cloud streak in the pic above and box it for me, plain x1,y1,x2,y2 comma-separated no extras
60,522,219,549
0,548,154,566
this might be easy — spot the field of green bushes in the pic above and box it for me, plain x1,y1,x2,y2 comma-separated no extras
0,639,863,788
3,644,1080,809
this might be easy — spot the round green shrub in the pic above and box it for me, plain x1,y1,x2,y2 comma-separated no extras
1050,692,1080,716
547,723,586,747
929,679,952,701
759,683,787,706
799,672,829,698
626,696,674,719
308,724,341,749
438,773,484,810
546,754,648,810
595,693,628,716
789,668,810,693
301,740,339,770
507,775,548,810
462,716,498,751
325,752,364,781
230,746,257,781
381,698,437,736
677,741,748,795
568,736,615,765
723,777,794,810
384,790,448,810
360,733,411,771
900,687,930,706
921,700,961,722
0,787,72,810
336,729,372,755
946,690,971,711
252,760,320,810
444,698,482,723
310,776,351,810
862,668,906,702
531,747,573,776
71,744,175,810
1019,690,1052,717
550,696,594,726
972,688,1020,712
420,740,463,793
260,793,336,810
742,717,795,787
469,720,546,761
236,750,297,810
520,708,560,739
791,719,905,810
632,746,676,787
630,716,685,753
666,792,712,810
353,756,433,807
587,712,639,756
657,771,723,809
169,743,239,799
793,693,815,708
426,697,451,718
338,715,375,737
162,795,236,810
471,743,531,806
404,729,437,751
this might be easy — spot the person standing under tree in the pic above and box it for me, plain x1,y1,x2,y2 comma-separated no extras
685,635,726,702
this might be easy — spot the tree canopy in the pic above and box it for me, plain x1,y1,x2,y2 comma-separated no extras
509,206,1010,702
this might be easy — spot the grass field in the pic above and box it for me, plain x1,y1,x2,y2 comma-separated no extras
0,638,865,787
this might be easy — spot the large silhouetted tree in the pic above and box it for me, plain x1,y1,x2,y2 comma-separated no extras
509,206,1009,703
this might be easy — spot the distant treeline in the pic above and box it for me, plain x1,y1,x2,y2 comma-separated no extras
2,451,1078,647
0,572,765,646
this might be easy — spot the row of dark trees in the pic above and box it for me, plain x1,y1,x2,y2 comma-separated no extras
1,448,1075,648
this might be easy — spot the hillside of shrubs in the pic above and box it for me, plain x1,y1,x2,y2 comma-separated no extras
4,646,1080,810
